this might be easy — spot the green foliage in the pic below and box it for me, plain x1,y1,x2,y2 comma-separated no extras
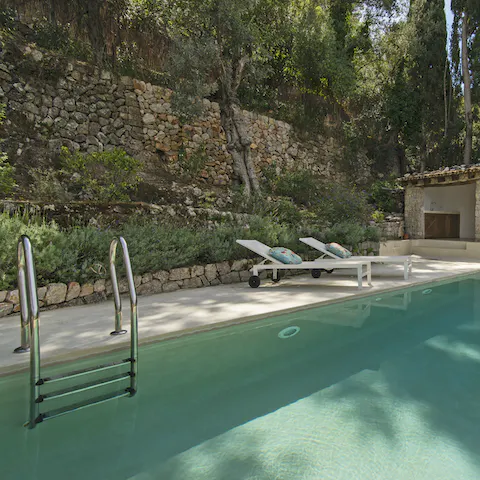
264,166,372,226
31,22,92,60
369,177,402,212
0,104,15,196
0,154,15,195
371,210,385,223
29,168,66,202
167,37,218,122
266,167,319,205
322,221,380,248
0,213,309,290
178,144,208,178
0,7,16,31
60,147,142,202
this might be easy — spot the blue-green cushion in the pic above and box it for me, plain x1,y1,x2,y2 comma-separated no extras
269,247,302,264
326,242,352,259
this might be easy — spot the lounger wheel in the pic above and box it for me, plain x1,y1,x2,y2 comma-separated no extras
326,269,334,274
248,275,261,288
311,269,322,279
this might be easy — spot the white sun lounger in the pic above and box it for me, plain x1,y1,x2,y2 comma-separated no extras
299,237,413,280
236,240,372,289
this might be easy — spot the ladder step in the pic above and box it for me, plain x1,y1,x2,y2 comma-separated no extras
38,373,131,402
40,359,132,385
39,390,132,423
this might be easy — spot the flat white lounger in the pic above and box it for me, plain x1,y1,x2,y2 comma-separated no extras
236,240,372,289
299,237,413,280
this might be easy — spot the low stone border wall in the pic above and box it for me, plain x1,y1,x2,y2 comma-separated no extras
0,240,381,318
0,258,275,318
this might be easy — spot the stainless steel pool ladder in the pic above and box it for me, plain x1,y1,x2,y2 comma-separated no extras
15,235,138,429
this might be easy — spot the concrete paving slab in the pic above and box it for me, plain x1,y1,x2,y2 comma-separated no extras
1,257,480,375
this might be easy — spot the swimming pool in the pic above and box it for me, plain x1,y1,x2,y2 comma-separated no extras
2,274,480,479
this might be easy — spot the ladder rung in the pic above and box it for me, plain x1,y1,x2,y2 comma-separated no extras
38,373,131,402
40,359,132,385
38,390,132,423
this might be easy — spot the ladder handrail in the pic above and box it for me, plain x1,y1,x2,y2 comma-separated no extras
109,236,138,335
16,235,41,428
109,236,138,396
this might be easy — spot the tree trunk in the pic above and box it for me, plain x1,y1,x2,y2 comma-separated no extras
443,56,448,136
462,13,473,165
84,0,107,65
220,102,252,196
218,56,260,198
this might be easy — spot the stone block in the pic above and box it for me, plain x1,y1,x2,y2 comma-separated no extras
183,277,203,289
142,273,153,284
0,291,6,303
37,287,47,301
79,283,94,297
220,272,240,284
169,267,190,281
143,113,156,124
133,275,142,288
94,279,106,293
162,282,180,293
6,290,19,304
118,278,129,294
83,292,107,304
209,278,221,286
191,265,205,277
153,270,169,283
66,282,81,301
204,264,218,281
199,275,209,286
231,259,248,271
137,280,163,296
105,279,113,295
0,303,13,317
239,271,251,282
65,298,85,308
216,261,231,276
44,283,67,305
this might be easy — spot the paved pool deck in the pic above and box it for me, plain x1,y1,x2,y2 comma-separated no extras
1,256,480,375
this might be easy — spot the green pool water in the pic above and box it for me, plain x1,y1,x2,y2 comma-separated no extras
2,274,480,480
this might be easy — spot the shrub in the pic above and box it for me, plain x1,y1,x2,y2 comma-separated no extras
29,167,66,201
0,211,380,291
178,144,208,178
321,221,379,248
263,166,372,226
61,147,142,201
369,177,402,212
30,22,92,60
0,154,15,196
0,104,15,196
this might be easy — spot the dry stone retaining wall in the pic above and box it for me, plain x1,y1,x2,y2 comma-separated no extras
0,45,368,190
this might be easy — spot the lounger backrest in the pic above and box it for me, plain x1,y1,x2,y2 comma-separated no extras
236,240,281,264
299,237,339,259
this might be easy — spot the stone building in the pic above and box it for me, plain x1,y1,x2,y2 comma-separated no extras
399,166,480,241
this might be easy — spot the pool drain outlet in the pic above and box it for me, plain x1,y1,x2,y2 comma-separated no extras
278,326,300,339
422,289,432,295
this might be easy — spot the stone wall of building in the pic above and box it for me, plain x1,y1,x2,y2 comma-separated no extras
404,185,425,239
0,44,369,195
475,181,480,242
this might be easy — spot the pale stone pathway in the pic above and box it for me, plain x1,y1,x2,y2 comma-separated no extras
1,257,479,375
